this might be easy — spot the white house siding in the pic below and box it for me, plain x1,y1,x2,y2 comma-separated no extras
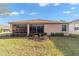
69,23,79,34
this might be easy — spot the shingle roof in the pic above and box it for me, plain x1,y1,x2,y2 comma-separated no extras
9,19,68,24
70,19,79,23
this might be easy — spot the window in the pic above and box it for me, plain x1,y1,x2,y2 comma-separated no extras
13,24,27,33
74,24,79,30
30,24,43,26
74,27,79,30
62,24,67,31
15,24,27,28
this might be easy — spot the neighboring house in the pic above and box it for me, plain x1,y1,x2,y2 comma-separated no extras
9,19,69,36
69,19,79,34
0,25,11,32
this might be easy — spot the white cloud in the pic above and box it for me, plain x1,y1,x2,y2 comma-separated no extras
7,10,25,16
0,12,19,16
20,10,25,14
38,3,49,7
74,14,79,16
70,3,78,5
54,3,60,6
29,12,38,15
10,12,19,16
63,11,71,14
71,7,76,10
38,3,60,7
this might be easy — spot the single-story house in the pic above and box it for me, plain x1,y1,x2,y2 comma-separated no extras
69,19,79,35
0,25,11,32
9,19,69,36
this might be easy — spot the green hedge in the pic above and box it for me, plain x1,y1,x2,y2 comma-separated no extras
50,33,64,36
0,29,4,33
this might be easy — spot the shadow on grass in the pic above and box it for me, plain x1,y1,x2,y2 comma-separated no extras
50,36,79,56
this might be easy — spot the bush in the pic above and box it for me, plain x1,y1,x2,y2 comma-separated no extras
0,29,4,33
41,33,47,36
29,33,39,37
33,33,47,37
42,35,49,40
50,33,54,36
50,33,64,36
29,33,47,37
55,33,64,36
34,34,38,37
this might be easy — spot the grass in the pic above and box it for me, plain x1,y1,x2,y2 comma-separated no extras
0,36,79,56
51,36,79,56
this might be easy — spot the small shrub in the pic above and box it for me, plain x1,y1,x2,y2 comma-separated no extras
43,33,47,35
42,35,49,40
29,33,34,37
38,33,42,37
33,33,39,36
0,29,4,33
55,33,64,36
50,33,54,36
41,33,47,36
34,35,38,37
32,34,39,41
50,33,64,36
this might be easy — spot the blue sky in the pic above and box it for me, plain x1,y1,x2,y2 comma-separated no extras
0,3,79,25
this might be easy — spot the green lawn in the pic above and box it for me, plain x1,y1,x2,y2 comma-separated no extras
0,36,79,56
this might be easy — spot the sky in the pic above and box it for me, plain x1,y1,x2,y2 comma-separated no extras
0,3,79,25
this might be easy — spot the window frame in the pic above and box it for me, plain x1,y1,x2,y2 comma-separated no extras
62,24,67,32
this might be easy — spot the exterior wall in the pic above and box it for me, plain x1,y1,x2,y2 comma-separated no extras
10,24,13,32
69,23,79,34
11,23,69,35
44,24,69,35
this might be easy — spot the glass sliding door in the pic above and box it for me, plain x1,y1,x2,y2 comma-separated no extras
30,26,36,33
37,26,44,33
30,24,44,34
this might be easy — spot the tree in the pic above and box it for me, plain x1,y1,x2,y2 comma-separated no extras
60,20,66,22
0,4,11,17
